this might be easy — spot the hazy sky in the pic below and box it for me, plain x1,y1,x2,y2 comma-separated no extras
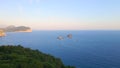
0,0,120,30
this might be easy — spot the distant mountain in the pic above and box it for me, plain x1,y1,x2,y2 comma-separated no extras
0,25,32,32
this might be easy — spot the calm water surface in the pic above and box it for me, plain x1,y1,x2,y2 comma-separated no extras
0,30,120,68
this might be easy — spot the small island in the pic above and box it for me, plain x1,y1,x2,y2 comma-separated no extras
67,34,72,39
0,45,75,68
57,36,64,40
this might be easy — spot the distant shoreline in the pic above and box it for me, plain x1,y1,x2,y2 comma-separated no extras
0,30,6,37
0,29,32,37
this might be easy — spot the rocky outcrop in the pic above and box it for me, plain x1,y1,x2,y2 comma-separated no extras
67,34,72,39
57,36,64,40
0,30,6,37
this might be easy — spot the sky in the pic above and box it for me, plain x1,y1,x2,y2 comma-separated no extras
0,0,120,30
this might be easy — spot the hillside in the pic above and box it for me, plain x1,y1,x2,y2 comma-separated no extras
0,45,75,68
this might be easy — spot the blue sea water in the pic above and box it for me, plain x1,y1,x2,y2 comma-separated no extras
0,30,120,68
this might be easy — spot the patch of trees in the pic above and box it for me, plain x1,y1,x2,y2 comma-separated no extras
0,45,75,68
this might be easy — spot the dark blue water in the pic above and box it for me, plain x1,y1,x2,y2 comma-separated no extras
0,30,120,68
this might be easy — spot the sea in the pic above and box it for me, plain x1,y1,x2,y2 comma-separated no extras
0,30,120,68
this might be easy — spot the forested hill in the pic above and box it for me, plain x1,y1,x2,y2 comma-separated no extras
0,45,75,68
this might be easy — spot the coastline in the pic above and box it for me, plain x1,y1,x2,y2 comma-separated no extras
0,29,32,37
0,30,6,37
14,29,32,32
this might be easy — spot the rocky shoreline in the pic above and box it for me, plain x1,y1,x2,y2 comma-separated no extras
0,30,6,37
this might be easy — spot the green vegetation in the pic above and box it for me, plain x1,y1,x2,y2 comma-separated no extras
0,45,75,68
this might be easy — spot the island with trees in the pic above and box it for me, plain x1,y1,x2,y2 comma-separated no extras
0,45,75,68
